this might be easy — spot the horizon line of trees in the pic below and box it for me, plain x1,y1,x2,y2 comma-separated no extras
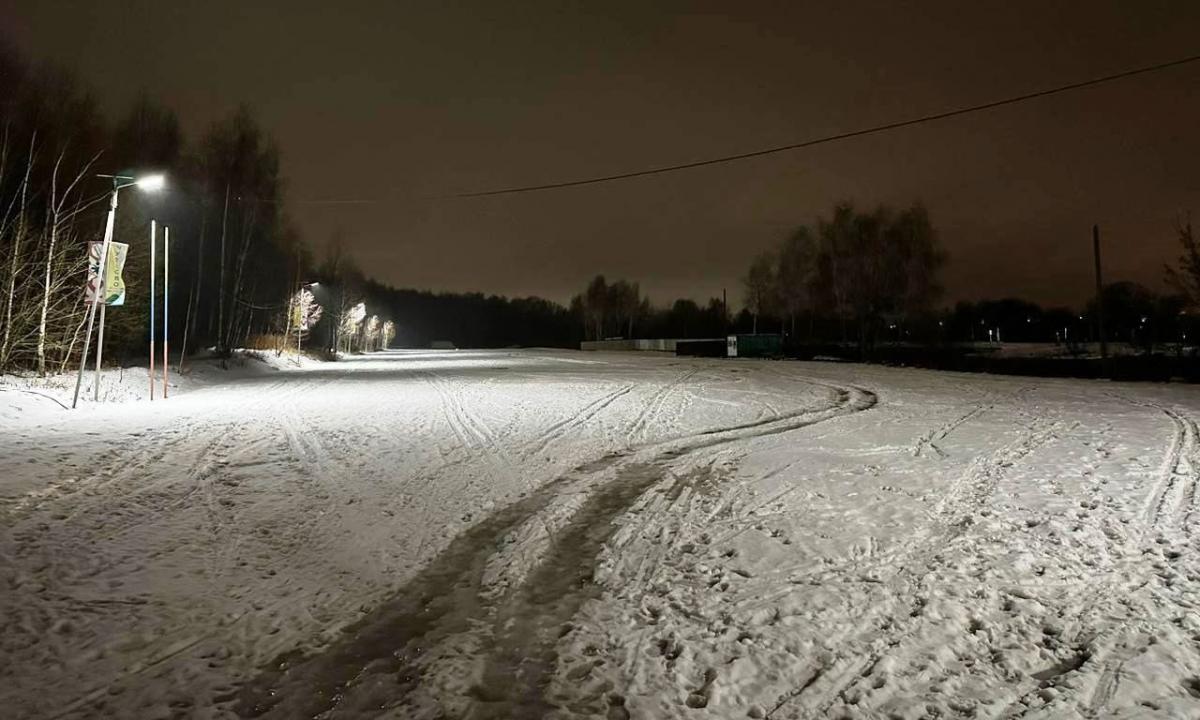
0,40,317,375
562,204,1199,358
0,40,410,374
3,41,1198,368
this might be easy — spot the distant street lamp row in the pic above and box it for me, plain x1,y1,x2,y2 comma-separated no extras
71,173,393,407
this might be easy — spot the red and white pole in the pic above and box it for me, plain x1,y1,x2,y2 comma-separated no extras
163,226,170,398
149,220,156,400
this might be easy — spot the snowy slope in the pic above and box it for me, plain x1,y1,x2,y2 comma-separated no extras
1,350,1198,719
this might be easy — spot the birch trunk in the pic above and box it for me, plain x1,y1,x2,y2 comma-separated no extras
216,183,230,354
0,134,35,370
179,199,208,370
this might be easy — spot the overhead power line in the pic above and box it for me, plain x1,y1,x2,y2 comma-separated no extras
455,51,1200,198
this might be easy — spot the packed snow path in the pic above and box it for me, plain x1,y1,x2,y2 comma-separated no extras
2,350,1199,719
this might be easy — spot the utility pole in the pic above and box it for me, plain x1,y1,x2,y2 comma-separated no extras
1092,224,1108,363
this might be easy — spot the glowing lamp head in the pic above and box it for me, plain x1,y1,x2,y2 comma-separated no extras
136,174,166,192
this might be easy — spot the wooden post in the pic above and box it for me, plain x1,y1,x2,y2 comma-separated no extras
1093,225,1108,362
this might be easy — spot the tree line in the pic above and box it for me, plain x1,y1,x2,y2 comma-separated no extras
3,40,1197,369
568,202,946,353
0,42,599,367
0,42,409,374
740,202,947,352
569,203,1199,358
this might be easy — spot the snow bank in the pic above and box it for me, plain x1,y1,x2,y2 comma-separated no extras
0,349,328,424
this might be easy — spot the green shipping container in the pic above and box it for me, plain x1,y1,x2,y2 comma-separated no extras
727,334,782,358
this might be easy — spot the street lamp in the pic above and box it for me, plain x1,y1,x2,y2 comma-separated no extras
134,174,166,192
72,172,166,408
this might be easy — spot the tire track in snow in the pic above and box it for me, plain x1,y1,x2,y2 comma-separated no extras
1143,404,1198,534
232,382,878,720
1107,395,1198,536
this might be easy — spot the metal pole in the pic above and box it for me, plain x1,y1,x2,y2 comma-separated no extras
163,226,170,398
1093,224,1108,362
95,304,106,401
72,187,118,408
149,219,156,400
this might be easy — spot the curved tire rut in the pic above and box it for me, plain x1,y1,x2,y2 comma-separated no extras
233,383,878,719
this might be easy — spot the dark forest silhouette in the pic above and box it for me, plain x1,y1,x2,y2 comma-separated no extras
0,41,1196,371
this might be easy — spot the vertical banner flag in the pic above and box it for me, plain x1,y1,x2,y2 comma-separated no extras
84,241,130,306
104,242,129,306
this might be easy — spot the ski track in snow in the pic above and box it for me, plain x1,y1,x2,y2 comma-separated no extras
1141,403,1199,534
523,383,636,459
3,351,1200,719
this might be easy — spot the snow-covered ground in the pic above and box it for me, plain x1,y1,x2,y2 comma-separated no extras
2,350,1199,719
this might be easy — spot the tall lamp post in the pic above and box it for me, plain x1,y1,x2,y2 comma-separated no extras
72,173,166,409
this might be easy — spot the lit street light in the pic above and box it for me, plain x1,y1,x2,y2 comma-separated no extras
72,173,167,408
134,174,166,192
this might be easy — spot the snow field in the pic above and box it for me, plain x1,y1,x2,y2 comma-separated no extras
1,350,1199,719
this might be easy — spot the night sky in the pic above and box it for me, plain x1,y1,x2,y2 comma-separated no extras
5,1,1199,309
